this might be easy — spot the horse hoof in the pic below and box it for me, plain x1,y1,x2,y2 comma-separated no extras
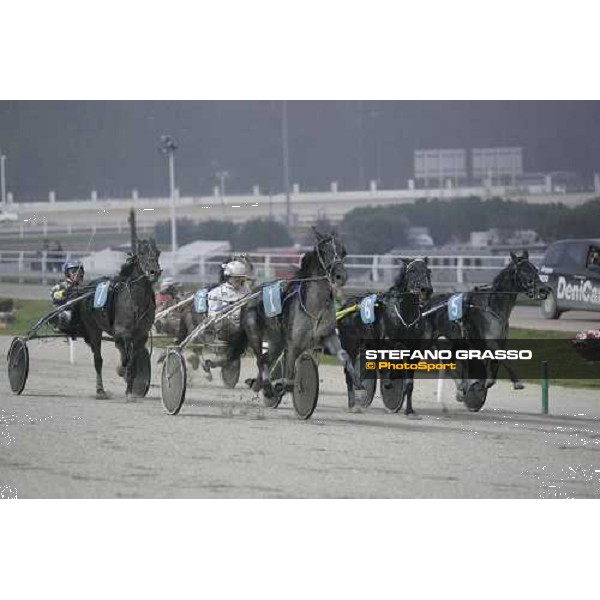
126,394,138,403
96,390,108,400
116,365,126,378
406,412,421,420
513,382,525,390
348,406,362,414
354,389,367,405
189,354,200,370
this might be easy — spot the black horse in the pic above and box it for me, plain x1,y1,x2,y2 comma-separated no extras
77,239,161,399
425,250,548,410
225,230,364,403
338,257,434,414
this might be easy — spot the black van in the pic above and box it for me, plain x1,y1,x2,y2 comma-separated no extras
539,238,600,319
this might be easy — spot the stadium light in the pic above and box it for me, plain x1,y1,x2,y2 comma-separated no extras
216,170,229,217
159,135,178,260
281,101,291,227
0,152,6,207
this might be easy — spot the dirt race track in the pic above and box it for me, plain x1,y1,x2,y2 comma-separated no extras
2,335,600,499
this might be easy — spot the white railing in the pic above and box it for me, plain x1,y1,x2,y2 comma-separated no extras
0,250,544,291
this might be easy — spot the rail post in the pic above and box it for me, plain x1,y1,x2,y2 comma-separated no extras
541,360,549,414
41,251,48,285
18,251,24,284
457,256,464,285
69,338,76,364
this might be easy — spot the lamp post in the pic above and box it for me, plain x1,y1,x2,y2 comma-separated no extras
356,101,366,189
281,101,291,227
0,151,6,207
159,135,178,255
216,170,229,217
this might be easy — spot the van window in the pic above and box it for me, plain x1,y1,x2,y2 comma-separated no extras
587,245,600,271
544,243,566,267
562,243,587,269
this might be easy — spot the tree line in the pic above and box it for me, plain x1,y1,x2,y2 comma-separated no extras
154,197,600,254
154,218,293,251
339,196,600,254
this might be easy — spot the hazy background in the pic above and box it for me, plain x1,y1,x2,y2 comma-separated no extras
1,100,599,201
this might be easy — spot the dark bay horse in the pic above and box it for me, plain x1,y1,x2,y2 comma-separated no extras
425,250,548,409
228,230,365,402
338,257,434,414
77,239,161,399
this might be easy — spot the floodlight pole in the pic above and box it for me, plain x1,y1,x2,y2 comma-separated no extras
159,135,178,275
216,171,229,217
168,150,177,252
0,152,6,207
281,101,292,227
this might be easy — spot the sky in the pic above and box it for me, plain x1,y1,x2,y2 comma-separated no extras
1,100,599,202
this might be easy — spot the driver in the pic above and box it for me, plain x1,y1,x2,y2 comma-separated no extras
155,276,181,312
201,260,252,378
207,260,252,327
51,261,85,331
587,247,600,270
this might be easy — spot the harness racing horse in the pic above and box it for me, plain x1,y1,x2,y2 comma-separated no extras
337,257,434,415
425,250,548,410
229,229,365,405
77,239,161,400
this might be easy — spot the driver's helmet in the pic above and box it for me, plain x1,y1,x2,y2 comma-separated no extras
223,260,249,278
159,276,176,293
63,261,84,279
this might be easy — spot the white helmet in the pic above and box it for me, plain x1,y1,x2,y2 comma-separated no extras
159,276,175,291
223,260,248,278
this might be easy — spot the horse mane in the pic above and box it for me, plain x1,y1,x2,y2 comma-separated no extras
118,254,137,278
293,250,319,280
491,261,516,290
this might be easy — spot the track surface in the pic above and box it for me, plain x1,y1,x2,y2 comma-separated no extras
2,336,600,498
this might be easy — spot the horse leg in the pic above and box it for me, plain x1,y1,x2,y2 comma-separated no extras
344,359,357,409
500,359,524,390
89,332,107,399
125,338,141,401
323,332,364,391
114,338,128,378
242,309,267,393
403,374,417,416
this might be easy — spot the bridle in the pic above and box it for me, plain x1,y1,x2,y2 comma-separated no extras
315,235,345,286
389,258,433,328
508,259,541,300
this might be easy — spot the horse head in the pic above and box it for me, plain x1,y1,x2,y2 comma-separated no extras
397,257,433,305
314,229,348,287
136,238,162,283
509,250,548,300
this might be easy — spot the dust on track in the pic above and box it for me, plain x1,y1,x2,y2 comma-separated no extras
2,336,600,498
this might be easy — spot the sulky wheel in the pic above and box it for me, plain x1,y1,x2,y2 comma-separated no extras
161,349,187,415
292,352,319,420
263,357,285,409
221,357,241,389
354,355,376,408
132,347,152,398
380,374,405,412
7,337,29,395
